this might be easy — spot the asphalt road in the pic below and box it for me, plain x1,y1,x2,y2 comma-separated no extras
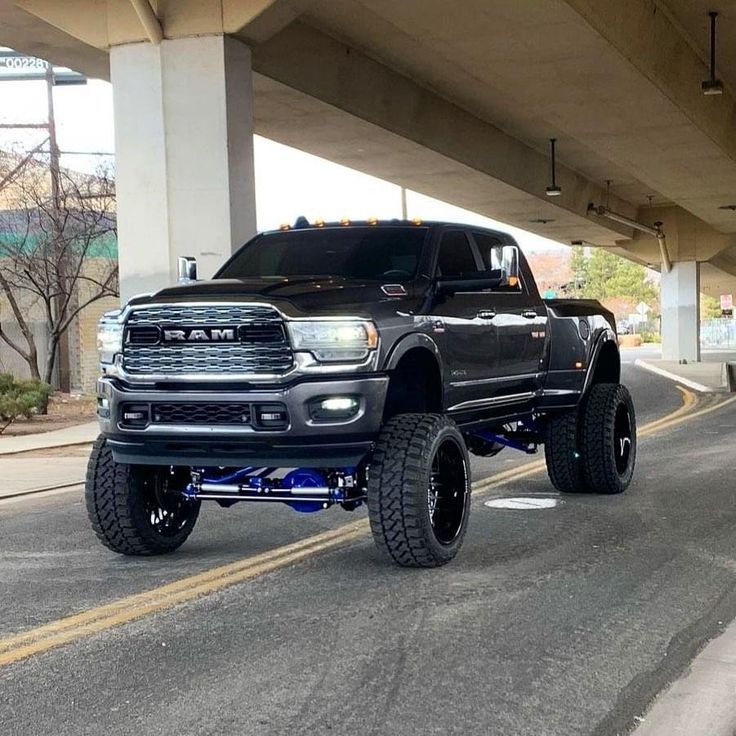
1,364,735,736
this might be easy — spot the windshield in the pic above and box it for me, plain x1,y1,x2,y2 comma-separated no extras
216,226,428,281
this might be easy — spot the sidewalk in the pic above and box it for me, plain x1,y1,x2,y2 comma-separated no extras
0,421,98,456
0,456,87,498
635,359,728,393
633,617,736,735
0,421,96,497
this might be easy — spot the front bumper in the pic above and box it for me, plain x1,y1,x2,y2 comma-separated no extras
97,375,389,467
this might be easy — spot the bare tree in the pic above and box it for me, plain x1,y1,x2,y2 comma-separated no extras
0,156,118,384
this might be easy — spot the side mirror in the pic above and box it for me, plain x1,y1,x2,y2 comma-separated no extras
177,256,197,283
500,245,520,284
436,269,506,294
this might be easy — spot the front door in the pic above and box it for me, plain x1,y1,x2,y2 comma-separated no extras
428,230,498,411
471,231,547,398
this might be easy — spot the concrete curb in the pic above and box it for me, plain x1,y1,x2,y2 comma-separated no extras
0,440,93,457
0,421,98,456
634,359,715,393
0,481,84,501
632,619,736,736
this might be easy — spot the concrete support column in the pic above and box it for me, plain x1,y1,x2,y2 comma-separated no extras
111,36,257,301
661,261,700,363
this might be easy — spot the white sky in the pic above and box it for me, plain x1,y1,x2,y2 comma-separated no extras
0,76,564,251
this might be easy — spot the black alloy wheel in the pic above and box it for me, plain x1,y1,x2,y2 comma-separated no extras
367,414,472,567
86,436,200,555
427,437,469,545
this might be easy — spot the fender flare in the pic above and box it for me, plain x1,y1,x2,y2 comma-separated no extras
581,329,620,396
384,333,443,378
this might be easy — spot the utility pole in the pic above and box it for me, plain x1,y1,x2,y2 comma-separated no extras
0,49,86,392
45,63,70,392
45,64,61,210
400,187,408,220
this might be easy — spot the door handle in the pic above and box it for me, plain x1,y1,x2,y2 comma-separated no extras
522,310,538,319
477,310,497,320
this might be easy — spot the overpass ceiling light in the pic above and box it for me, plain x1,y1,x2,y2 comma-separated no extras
545,138,562,197
702,79,724,95
702,11,724,95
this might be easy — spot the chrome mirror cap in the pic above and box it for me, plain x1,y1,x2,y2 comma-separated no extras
177,256,198,283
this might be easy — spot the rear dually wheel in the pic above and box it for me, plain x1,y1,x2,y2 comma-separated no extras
544,383,636,495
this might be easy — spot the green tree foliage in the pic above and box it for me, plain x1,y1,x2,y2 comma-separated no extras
575,249,657,305
700,294,723,319
0,373,52,433
568,246,588,297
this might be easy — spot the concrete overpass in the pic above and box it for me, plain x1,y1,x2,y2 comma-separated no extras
2,0,736,361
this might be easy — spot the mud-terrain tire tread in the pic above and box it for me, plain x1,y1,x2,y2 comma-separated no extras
367,413,470,568
85,436,199,555
544,408,590,494
580,383,636,495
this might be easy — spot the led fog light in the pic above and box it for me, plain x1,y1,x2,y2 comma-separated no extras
309,396,360,422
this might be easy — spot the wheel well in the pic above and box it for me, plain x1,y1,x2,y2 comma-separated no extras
590,340,620,385
383,348,442,419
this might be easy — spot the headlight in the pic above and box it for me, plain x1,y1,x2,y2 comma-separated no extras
287,320,378,362
97,311,123,364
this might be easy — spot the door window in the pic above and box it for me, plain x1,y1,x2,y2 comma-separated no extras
436,231,480,277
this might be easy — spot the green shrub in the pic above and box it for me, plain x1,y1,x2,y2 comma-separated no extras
640,331,662,344
0,374,53,433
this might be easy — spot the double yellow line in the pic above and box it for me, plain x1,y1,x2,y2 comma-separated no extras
1,386,733,668
0,521,367,667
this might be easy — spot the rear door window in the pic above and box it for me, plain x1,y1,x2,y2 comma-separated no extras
436,231,481,277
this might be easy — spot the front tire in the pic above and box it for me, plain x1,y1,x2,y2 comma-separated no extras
367,414,471,567
85,436,200,555
544,383,636,495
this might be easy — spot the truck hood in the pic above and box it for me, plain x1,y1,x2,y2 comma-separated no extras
128,277,410,315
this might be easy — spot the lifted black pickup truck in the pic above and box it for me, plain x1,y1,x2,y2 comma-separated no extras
87,220,636,567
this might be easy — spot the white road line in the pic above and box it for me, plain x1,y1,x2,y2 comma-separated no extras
634,359,715,393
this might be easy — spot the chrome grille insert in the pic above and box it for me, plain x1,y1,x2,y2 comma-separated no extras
126,304,281,326
123,304,293,376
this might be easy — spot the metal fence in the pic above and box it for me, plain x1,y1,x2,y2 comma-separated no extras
701,318,736,350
